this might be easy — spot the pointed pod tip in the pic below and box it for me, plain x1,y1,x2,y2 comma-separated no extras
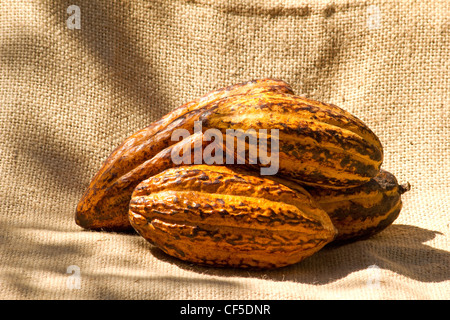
399,182,411,194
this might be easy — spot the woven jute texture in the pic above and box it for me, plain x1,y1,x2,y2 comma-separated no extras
0,0,448,299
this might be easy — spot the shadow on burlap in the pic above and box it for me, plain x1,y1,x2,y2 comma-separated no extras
0,0,448,299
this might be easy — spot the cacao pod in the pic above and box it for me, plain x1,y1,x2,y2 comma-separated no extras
200,91,383,188
305,169,410,243
128,165,337,268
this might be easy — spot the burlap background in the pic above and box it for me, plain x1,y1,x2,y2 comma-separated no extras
0,0,448,300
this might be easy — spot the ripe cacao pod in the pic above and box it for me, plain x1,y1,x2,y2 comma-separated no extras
305,169,410,243
128,165,337,268
200,91,383,188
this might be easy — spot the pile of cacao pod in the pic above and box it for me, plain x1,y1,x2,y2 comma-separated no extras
76,79,410,269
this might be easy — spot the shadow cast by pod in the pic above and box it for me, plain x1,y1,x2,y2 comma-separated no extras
140,224,449,285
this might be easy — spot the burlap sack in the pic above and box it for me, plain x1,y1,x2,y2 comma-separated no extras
0,0,448,299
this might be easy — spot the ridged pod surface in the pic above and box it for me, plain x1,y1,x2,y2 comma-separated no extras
129,165,337,268
306,169,410,243
76,79,293,231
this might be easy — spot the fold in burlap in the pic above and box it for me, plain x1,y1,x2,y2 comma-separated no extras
0,0,448,299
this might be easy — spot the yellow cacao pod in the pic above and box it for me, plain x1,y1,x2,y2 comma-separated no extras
200,91,383,188
306,169,410,243
128,165,337,269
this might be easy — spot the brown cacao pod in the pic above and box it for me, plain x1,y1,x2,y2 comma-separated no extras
305,169,410,243
128,165,337,269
